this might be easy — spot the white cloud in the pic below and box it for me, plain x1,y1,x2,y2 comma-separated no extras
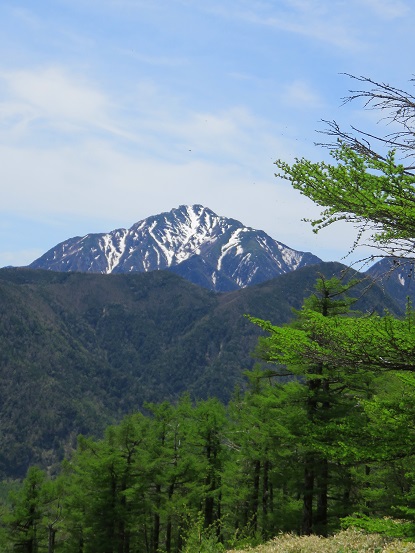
0,63,296,172
0,67,156,147
0,63,318,249
0,68,249,158
1,66,108,128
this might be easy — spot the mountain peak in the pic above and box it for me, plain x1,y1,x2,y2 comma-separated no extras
28,205,321,291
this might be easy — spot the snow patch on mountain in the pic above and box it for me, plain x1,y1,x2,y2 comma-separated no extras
100,230,128,273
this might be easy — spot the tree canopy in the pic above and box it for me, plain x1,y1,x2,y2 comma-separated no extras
275,146,415,258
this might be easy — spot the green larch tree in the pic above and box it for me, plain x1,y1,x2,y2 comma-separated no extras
2,466,62,553
249,276,373,535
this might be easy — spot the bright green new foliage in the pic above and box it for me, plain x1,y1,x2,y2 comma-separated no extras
275,145,415,257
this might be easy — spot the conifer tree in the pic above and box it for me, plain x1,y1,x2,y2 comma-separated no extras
61,413,151,553
248,276,372,535
3,466,59,553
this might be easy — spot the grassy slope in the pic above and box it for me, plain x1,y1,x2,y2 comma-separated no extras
227,529,415,552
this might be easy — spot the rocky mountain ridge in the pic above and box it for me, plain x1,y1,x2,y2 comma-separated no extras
28,205,322,291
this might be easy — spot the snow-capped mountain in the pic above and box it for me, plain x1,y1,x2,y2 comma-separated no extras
28,205,322,291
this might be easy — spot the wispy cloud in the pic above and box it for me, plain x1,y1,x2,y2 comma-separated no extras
280,80,325,109
184,0,414,52
1,67,107,128
360,0,410,19
185,0,364,50
0,64,287,169
0,67,145,144
0,63,297,227
2,0,409,267
10,6,43,29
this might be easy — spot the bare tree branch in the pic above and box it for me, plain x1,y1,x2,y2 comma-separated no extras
317,74,415,173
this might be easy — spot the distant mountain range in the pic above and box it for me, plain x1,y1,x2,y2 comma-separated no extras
28,205,322,291
365,257,415,310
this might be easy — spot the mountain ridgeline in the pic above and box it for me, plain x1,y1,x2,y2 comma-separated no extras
28,205,322,291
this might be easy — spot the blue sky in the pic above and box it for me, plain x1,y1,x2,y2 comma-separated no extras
1,0,414,268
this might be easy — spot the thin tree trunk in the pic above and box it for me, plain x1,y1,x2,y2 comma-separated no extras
252,459,261,532
262,459,270,537
315,377,330,536
48,526,56,553
152,513,160,553
165,482,175,553
315,457,328,536
302,453,314,535
302,376,320,536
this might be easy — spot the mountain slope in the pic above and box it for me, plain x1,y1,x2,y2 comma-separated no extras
0,263,399,478
366,257,415,310
28,205,321,291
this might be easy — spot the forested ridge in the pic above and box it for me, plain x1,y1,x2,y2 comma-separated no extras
0,262,396,481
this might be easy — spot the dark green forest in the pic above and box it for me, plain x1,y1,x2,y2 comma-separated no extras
0,262,397,480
